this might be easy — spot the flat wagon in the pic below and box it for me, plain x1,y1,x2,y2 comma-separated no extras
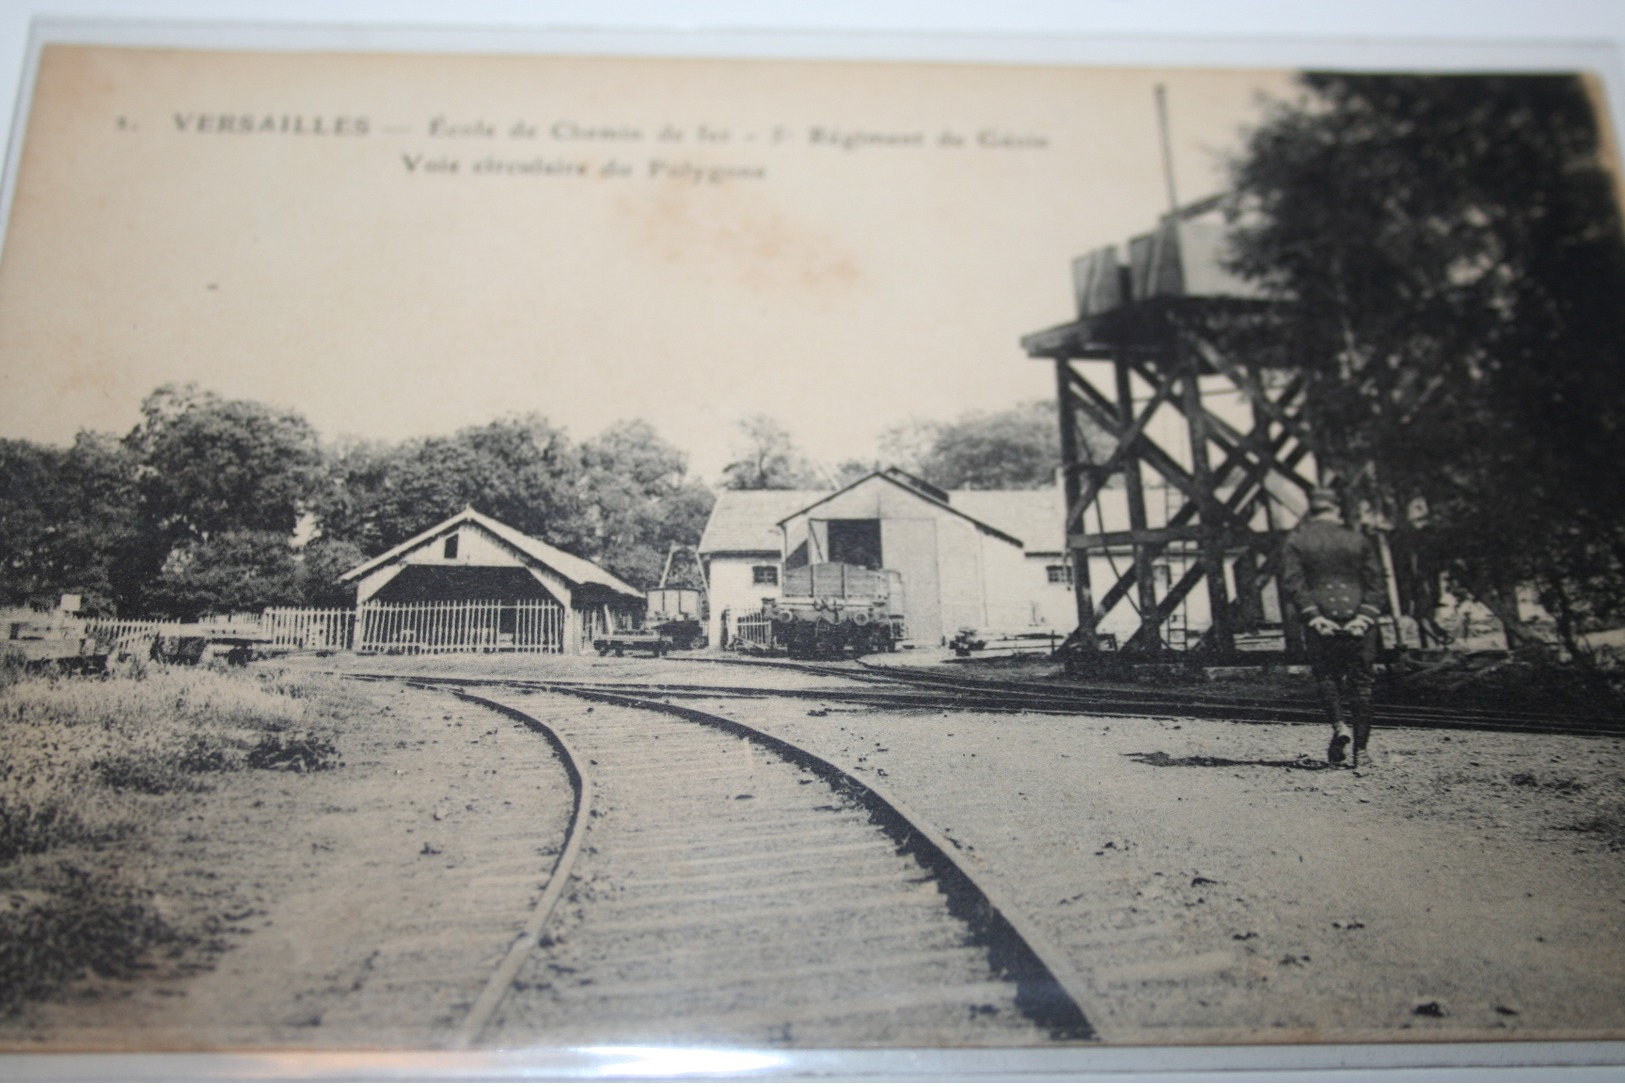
770,562,905,659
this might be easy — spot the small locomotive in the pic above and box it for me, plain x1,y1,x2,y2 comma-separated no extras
770,562,906,658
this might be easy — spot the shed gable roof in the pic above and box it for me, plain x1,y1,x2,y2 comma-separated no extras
337,508,641,599
949,490,1068,555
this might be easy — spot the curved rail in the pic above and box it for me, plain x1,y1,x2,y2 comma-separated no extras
531,680,1096,1041
366,675,1098,1044
417,684,595,1049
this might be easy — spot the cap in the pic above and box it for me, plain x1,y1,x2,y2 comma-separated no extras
1308,487,1341,514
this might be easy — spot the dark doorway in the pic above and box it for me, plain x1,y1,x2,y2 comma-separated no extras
827,519,883,569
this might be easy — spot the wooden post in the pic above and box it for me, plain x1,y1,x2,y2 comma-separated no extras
1180,348,1234,656
1056,359,1098,650
1376,531,1407,650
1115,355,1161,651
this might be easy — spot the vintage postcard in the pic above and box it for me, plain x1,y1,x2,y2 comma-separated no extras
2,24,1624,1079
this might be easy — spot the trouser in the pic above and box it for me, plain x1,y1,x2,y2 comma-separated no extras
1306,625,1378,748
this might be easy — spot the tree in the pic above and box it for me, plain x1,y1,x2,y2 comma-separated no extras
720,415,825,490
145,530,304,619
878,400,1072,490
1225,74,1625,648
317,415,589,556
0,432,142,613
578,420,715,587
146,531,368,618
313,416,712,591
129,384,326,545
298,538,369,608
832,458,880,487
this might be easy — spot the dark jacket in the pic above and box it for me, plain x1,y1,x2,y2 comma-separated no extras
1281,518,1386,623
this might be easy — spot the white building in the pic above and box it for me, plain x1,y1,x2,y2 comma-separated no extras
697,469,1081,648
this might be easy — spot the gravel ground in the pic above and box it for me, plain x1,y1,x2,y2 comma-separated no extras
728,695,1625,1045
4,650,1623,1054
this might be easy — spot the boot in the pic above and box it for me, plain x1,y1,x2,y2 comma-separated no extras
1327,722,1352,766
1351,678,1374,760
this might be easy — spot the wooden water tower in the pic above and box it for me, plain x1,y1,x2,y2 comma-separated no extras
1022,196,1322,663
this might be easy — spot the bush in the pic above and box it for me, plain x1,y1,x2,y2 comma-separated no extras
0,859,174,1014
0,648,27,691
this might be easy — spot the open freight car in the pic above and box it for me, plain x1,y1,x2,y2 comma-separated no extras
771,562,905,659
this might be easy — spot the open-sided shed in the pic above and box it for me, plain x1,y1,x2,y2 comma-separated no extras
338,508,643,654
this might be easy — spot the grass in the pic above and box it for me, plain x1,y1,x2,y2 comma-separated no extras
1,860,175,1011
0,662,353,1015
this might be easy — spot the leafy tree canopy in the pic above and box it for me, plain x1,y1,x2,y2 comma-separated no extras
317,415,711,590
317,414,586,557
720,415,825,490
129,383,325,544
878,400,1068,490
145,530,305,619
579,420,715,588
0,432,142,614
1225,73,1625,644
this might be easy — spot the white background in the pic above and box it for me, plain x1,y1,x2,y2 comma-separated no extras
0,2,1622,1081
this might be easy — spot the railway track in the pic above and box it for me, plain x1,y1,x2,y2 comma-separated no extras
672,655,1625,738
331,657,1620,1048
404,680,1094,1049
359,653,1625,737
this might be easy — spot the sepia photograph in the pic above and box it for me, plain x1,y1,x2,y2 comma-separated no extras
2,8,1625,1078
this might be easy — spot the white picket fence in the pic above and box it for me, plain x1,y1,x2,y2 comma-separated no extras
82,617,164,640
731,607,777,651
262,607,354,650
355,599,566,654
80,600,570,656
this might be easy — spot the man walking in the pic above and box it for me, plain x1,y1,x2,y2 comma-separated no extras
1281,487,1387,767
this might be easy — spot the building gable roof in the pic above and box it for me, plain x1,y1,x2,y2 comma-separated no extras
948,489,1068,555
774,470,1026,549
695,474,1107,561
697,489,827,555
337,508,642,599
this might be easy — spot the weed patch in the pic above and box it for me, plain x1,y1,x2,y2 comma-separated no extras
246,732,340,772
0,859,174,1015
1507,770,1587,795
0,665,356,1015
1433,768,1589,795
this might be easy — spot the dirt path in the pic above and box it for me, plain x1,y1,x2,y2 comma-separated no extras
2,680,574,1051
5,656,1624,1054
740,698,1625,1045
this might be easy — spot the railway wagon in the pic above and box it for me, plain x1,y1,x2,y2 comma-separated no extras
645,586,706,650
771,562,905,658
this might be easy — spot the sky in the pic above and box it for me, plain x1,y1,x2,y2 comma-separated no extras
0,45,1298,482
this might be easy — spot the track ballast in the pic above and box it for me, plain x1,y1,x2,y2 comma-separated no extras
400,679,1094,1048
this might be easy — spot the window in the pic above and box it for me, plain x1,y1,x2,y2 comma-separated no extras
443,534,459,560
1046,563,1072,585
752,565,779,586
